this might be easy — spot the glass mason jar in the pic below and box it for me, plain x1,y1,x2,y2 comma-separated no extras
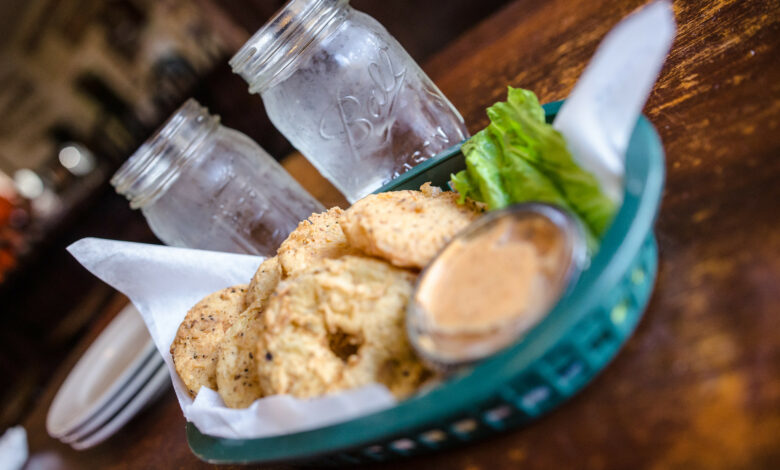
111,99,325,255
230,0,469,202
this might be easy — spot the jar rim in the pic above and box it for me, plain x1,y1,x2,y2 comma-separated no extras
229,0,349,94
111,99,219,209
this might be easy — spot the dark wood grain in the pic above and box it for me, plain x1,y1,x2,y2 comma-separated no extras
20,0,780,468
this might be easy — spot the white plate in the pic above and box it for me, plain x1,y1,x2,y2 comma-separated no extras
47,303,155,438
60,350,163,443
70,363,171,450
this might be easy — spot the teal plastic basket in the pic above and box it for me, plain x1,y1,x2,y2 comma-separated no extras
186,101,665,466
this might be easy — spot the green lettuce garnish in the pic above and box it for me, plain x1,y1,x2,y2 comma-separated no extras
452,87,617,244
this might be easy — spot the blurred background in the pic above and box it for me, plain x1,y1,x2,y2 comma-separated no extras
0,0,514,431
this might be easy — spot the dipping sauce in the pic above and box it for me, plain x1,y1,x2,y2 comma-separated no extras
407,203,586,368
416,217,541,332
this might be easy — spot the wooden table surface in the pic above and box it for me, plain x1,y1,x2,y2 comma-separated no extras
20,0,779,468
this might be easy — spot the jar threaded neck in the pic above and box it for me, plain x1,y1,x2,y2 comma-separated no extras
229,0,348,94
111,99,219,209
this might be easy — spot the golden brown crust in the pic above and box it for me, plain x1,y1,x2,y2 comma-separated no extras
215,302,267,408
172,188,479,403
246,256,282,307
256,256,430,399
277,207,360,278
216,257,284,408
340,183,483,269
170,285,247,397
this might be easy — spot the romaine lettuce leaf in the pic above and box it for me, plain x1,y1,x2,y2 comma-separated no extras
451,87,617,241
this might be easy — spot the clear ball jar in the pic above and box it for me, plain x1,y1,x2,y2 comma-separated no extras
111,99,324,255
230,0,469,202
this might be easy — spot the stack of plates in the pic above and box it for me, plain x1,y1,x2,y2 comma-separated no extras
46,304,169,450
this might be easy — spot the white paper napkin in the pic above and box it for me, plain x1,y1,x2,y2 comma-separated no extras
0,426,27,470
553,0,676,204
68,238,396,440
